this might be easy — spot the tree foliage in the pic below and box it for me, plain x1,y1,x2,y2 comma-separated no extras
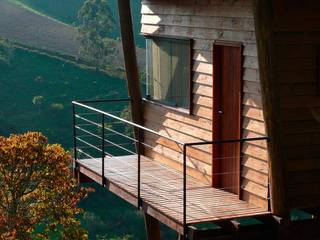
77,0,115,70
32,96,45,115
50,103,65,111
0,38,14,65
0,132,87,239
32,96,44,106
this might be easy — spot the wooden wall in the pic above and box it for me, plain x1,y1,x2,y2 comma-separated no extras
270,2,320,209
140,0,269,210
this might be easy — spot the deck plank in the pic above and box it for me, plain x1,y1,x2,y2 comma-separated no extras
77,155,269,232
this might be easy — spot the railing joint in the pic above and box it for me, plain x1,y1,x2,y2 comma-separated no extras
137,197,142,210
102,176,107,187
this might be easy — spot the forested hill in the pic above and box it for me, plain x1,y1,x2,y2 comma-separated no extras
10,0,145,48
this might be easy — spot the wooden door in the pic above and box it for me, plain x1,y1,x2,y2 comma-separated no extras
212,42,242,195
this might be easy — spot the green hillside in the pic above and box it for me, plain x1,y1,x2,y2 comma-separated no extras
0,47,128,147
12,0,145,47
0,47,174,239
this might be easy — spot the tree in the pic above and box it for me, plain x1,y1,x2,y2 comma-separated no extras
0,38,14,65
120,106,133,138
77,0,115,70
50,103,65,111
32,96,44,115
0,132,88,239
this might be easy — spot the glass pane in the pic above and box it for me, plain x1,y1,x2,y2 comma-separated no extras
146,37,190,109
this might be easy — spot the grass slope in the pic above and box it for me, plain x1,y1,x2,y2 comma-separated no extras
12,0,85,24
0,0,145,79
0,0,79,57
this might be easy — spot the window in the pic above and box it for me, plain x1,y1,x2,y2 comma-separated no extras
146,37,191,110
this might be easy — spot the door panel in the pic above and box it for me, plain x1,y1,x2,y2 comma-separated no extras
213,42,242,195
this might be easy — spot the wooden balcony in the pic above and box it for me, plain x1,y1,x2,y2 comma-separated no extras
76,154,269,234
72,99,270,235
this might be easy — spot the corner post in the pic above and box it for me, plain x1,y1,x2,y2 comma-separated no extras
101,114,106,186
137,128,141,209
183,144,187,238
72,103,79,179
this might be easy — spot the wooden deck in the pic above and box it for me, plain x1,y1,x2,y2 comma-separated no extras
76,155,269,234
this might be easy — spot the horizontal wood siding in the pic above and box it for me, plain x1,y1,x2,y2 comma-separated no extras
141,0,269,209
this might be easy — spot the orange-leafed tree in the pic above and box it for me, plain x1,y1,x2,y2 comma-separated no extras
0,132,87,240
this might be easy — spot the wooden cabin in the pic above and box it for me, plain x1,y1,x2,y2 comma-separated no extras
72,0,320,239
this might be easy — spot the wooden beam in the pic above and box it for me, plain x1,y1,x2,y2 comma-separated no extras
252,0,289,217
177,234,185,240
117,0,143,127
144,213,161,240
79,172,94,183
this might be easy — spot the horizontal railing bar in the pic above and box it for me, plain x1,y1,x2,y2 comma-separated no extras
76,149,95,159
76,123,96,126
76,133,116,138
76,125,134,154
74,98,131,104
102,138,136,155
104,151,114,157
102,125,135,142
105,121,132,125
139,142,162,152
105,142,135,147
76,137,102,153
77,110,125,115
76,112,102,116
75,115,99,125
77,146,114,158
78,142,135,149
75,116,136,143
76,125,103,140
75,115,104,128
73,101,185,145
185,137,269,147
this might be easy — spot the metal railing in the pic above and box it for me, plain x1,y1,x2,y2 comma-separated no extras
72,98,185,209
72,99,269,238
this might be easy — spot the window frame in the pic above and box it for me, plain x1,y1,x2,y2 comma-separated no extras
143,34,194,115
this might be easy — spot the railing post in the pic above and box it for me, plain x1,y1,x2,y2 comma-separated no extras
137,128,141,209
72,103,78,178
101,114,105,186
183,144,187,238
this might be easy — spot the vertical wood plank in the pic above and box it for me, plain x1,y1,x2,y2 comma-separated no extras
253,0,289,217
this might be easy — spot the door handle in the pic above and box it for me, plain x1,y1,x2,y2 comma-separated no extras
218,110,223,115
